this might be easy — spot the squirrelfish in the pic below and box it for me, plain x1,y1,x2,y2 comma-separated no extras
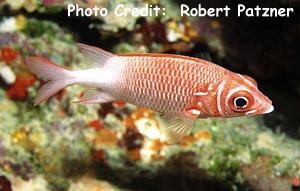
26,43,274,143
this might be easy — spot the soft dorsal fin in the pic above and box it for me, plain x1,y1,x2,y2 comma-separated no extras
77,43,115,68
159,113,195,144
74,88,115,104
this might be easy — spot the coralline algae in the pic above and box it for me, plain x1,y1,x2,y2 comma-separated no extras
0,1,299,191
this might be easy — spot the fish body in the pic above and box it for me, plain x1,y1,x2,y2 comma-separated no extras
26,43,274,143
99,54,227,114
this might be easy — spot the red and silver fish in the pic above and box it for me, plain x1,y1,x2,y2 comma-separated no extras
26,43,274,143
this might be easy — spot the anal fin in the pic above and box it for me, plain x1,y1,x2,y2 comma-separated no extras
159,113,195,144
75,89,115,104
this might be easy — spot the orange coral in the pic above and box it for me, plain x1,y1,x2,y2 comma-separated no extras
88,120,103,131
179,135,196,146
112,100,126,107
93,128,118,147
193,130,211,140
6,75,36,100
123,116,136,129
150,140,165,151
131,108,155,120
0,47,18,63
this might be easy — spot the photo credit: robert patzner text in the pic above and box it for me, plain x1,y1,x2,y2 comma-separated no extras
67,3,295,18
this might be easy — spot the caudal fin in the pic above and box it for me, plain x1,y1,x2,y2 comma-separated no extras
25,57,74,106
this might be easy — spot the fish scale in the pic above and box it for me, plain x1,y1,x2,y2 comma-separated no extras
110,55,227,113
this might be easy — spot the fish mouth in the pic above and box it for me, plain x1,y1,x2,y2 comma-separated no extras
263,105,274,114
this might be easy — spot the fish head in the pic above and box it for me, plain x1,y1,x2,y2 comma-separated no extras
213,73,274,117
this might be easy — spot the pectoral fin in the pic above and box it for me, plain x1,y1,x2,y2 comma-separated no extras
159,113,195,144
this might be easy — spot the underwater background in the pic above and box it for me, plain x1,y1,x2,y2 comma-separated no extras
0,0,299,191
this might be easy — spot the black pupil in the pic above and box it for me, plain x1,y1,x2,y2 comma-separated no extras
235,97,247,108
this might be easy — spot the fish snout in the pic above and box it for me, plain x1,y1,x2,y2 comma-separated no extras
263,105,274,114
258,97,274,115
245,97,274,116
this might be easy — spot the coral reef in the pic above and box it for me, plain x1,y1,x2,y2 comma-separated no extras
0,1,299,191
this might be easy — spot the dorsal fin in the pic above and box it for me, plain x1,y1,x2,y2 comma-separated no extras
242,74,258,87
197,52,212,62
77,43,115,68
159,113,195,144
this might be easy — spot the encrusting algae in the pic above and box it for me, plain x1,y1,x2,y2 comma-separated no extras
0,1,299,191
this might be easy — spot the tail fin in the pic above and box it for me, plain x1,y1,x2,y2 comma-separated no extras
25,57,74,106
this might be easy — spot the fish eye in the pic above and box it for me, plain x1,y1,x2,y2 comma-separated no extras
228,91,254,112
234,96,248,108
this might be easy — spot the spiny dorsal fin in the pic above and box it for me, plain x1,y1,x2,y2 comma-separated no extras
77,43,115,68
242,74,258,87
159,113,195,144
197,52,212,62
74,88,115,104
